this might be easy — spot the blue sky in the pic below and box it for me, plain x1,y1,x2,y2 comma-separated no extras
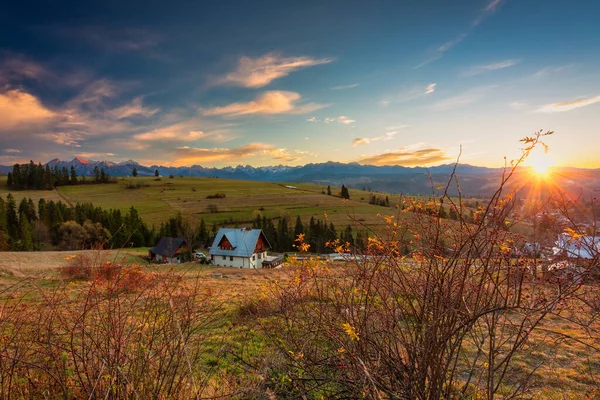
1,0,599,168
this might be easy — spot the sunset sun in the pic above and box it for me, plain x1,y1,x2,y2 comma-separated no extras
528,152,554,177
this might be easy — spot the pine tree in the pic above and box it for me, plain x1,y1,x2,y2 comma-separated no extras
327,185,331,195
294,215,304,239
5,194,19,240
341,185,350,199
155,169,159,177
132,167,138,177
70,166,78,184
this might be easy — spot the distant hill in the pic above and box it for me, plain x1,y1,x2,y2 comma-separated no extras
1,157,599,197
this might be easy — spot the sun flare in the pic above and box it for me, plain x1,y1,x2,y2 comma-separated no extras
528,153,554,177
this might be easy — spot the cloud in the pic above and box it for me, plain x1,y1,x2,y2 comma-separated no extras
307,116,319,123
463,59,518,76
325,116,355,125
358,146,449,166
57,27,162,52
431,86,496,111
219,53,333,88
382,83,437,104
134,128,205,142
203,91,327,116
352,130,403,146
75,152,116,159
331,83,359,90
263,148,301,162
107,97,160,119
352,138,370,146
509,101,529,110
0,89,57,131
415,34,467,68
532,65,573,79
173,143,273,165
536,95,600,113
36,131,84,147
3,148,21,153
473,0,504,26
417,0,504,68
0,54,51,84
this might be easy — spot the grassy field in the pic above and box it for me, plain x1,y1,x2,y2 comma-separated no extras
0,252,598,398
0,175,412,229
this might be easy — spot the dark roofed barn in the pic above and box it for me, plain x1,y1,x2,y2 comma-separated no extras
149,237,190,263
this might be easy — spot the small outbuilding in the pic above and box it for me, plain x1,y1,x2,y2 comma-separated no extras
209,228,270,268
149,237,190,263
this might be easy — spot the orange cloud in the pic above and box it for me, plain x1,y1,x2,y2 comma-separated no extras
220,53,333,88
173,143,272,165
108,97,160,119
0,89,57,131
203,91,326,116
359,147,448,166
536,95,600,113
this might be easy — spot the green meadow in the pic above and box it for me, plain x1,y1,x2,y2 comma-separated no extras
0,175,411,229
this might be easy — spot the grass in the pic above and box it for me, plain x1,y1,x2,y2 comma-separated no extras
1,251,599,398
0,175,417,229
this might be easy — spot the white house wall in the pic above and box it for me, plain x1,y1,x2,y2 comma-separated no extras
212,251,267,268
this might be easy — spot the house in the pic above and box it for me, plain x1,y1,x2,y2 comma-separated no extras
209,228,270,268
149,237,190,263
552,233,600,260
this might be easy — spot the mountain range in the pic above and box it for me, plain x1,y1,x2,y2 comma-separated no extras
1,157,599,198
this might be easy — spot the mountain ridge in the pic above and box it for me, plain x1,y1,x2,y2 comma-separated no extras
1,157,599,197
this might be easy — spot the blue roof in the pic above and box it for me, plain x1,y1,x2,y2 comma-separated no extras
209,228,270,258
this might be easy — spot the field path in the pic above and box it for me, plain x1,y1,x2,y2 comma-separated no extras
53,187,74,207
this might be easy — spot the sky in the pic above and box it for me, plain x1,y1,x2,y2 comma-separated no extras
1,0,599,168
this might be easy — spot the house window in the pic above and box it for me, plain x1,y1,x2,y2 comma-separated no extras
222,256,226,260
252,255,255,261
230,256,233,261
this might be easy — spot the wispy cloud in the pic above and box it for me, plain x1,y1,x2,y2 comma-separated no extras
358,146,449,166
536,95,600,113
56,27,162,52
472,0,505,26
325,116,355,125
36,131,84,147
3,148,21,154
218,53,333,88
415,34,466,68
331,83,359,90
417,0,504,68
463,59,518,76
509,101,529,110
306,115,355,124
108,97,160,119
173,143,273,165
203,91,327,116
381,83,437,105
431,86,496,111
352,129,405,146
0,54,51,84
533,65,572,78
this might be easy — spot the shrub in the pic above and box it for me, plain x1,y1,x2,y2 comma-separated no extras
206,192,226,199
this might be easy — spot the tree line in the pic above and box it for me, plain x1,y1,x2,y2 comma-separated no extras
6,161,114,190
0,194,368,254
